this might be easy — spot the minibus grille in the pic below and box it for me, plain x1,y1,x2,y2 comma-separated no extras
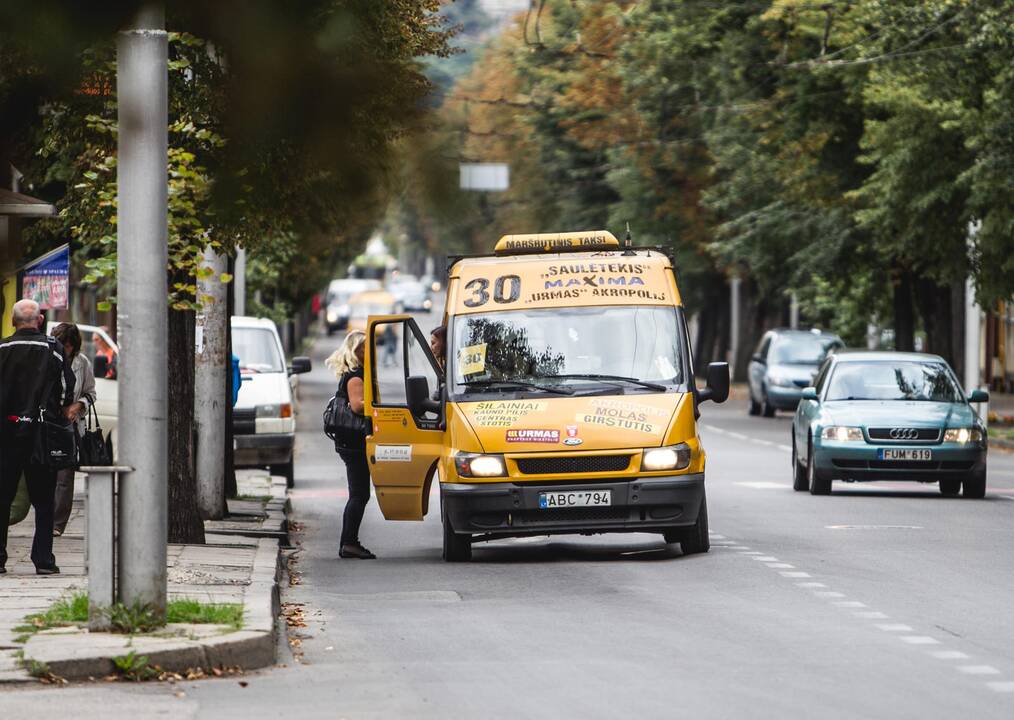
518,507,630,523
515,455,632,475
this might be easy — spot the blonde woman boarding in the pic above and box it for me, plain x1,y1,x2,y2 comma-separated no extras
325,331,376,559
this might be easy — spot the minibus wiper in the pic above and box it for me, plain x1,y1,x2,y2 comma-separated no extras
540,373,668,392
461,379,575,396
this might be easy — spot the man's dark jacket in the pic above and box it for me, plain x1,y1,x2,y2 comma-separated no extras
0,327,75,445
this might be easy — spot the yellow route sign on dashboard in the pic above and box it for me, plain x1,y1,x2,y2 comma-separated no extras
457,343,487,377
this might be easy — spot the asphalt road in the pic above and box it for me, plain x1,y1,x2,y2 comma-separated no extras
5,313,1014,719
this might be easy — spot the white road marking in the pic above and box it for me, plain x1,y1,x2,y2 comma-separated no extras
826,525,924,530
900,636,941,645
740,551,764,555
957,665,1001,675
1000,496,1014,502
833,601,867,608
796,582,827,588
766,563,795,569
728,432,749,440
875,624,914,632
986,682,1014,693
930,651,970,660
777,445,793,452
814,591,846,598
753,556,779,562
780,571,811,578
734,481,790,489
753,439,776,447
702,424,725,434
709,534,727,540
855,611,889,619
727,546,751,550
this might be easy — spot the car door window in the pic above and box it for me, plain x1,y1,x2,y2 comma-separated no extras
813,358,832,394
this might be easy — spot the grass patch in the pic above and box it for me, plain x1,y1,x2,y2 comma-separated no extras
18,594,243,640
17,592,88,637
235,494,272,503
166,599,243,629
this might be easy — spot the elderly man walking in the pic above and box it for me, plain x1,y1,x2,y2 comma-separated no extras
0,299,75,575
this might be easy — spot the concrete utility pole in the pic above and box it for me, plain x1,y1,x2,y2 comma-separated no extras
117,4,168,612
789,293,799,330
195,247,227,519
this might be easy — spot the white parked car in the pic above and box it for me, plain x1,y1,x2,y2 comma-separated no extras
232,316,311,487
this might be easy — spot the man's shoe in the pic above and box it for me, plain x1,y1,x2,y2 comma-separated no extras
339,544,376,559
35,565,60,576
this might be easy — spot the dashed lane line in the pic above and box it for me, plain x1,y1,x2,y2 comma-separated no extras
715,530,1014,698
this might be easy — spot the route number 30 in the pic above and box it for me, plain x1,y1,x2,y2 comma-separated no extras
463,274,521,308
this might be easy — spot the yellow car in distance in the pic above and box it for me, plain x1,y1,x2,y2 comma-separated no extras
346,290,400,337
361,230,730,561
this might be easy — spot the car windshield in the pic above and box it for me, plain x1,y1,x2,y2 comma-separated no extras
451,306,684,394
825,361,962,402
232,327,284,373
769,334,838,364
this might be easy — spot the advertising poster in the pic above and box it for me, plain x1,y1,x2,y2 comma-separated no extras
22,244,70,310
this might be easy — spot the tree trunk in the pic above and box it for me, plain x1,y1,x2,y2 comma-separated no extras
950,282,966,382
168,305,205,544
915,277,955,368
893,269,915,352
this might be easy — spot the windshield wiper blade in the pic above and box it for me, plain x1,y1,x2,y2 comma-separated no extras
462,379,574,396
539,373,668,391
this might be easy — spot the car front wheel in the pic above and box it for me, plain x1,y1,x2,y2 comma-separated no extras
761,388,776,418
270,459,294,489
807,439,831,495
670,491,710,555
962,468,986,499
792,437,808,491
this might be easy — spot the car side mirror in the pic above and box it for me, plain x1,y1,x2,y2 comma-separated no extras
288,356,312,375
968,389,989,403
698,362,730,404
407,375,440,416
801,386,818,401
752,353,765,364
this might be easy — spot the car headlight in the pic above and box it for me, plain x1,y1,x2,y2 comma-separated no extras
454,453,506,478
642,444,692,471
943,428,983,444
423,299,432,309
326,310,339,323
431,281,442,292
256,403,292,419
821,426,864,442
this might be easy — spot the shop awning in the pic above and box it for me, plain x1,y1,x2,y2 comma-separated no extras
0,188,56,217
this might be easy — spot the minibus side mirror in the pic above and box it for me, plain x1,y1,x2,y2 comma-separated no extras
698,362,729,404
407,375,440,416
967,389,989,404
800,386,819,401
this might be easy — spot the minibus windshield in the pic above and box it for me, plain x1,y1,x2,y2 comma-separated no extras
451,306,684,394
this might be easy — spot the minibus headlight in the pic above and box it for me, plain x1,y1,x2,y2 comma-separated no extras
454,453,507,478
642,444,691,472
943,428,982,444
821,426,864,442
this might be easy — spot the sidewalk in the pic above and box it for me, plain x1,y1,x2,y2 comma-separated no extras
0,470,287,683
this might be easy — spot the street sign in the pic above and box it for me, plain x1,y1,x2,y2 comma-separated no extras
459,163,509,192
22,243,70,309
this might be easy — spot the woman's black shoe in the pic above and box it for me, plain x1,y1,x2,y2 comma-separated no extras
0,566,6,574
339,544,376,559
35,565,60,575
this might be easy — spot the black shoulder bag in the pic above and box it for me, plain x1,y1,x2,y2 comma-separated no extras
30,341,78,470
323,373,372,451
78,402,113,466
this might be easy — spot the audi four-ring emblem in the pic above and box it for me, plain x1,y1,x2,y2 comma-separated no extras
889,427,919,440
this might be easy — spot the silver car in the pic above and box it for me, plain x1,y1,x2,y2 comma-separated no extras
748,329,843,417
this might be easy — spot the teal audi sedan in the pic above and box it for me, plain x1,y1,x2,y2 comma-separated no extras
792,351,989,497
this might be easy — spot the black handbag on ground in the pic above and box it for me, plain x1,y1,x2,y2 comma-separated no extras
323,373,372,451
78,402,113,466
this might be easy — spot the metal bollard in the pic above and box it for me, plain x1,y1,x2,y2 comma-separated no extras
82,466,133,631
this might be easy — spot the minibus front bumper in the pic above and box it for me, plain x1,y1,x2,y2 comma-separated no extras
441,473,704,538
